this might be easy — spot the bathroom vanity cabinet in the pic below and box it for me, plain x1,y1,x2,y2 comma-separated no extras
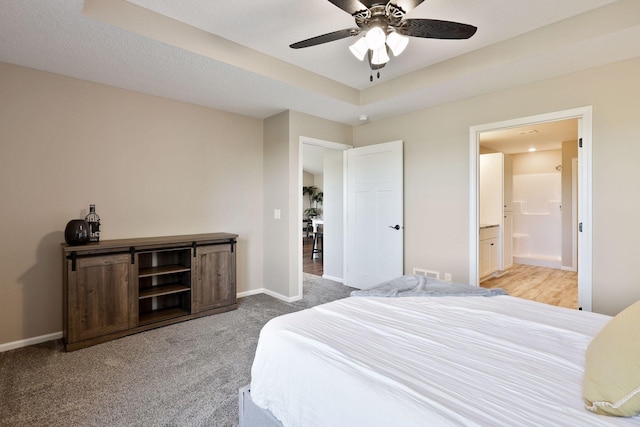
479,225,499,280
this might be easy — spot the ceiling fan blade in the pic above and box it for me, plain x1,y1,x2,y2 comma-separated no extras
398,19,477,39
394,0,426,13
290,28,361,49
359,0,425,13
327,0,369,15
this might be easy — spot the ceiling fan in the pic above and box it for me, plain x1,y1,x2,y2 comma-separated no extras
290,0,477,81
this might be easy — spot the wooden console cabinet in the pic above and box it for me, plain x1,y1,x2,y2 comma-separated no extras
62,233,237,351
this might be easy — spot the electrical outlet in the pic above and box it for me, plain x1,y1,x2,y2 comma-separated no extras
274,209,281,219
444,273,452,282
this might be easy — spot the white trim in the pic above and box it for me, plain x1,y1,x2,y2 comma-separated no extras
469,126,479,286
570,157,579,272
469,106,592,311
236,289,265,298
0,331,63,353
261,288,302,303
300,136,352,151
577,110,593,312
322,274,343,283
237,288,302,303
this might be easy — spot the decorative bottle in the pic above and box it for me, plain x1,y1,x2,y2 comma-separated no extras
85,204,101,242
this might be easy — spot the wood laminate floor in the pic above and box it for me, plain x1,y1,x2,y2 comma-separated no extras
481,263,578,309
303,236,323,276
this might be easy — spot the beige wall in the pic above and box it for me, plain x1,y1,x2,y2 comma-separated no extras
353,57,640,316
263,111,291,298
263,110,351,300
0,62,264,345
4,55,640,347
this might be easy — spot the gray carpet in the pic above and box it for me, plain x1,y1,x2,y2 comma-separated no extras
0,274,355,426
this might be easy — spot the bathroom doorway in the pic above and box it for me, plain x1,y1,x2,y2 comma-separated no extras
470,107,593,311
480,119,578,272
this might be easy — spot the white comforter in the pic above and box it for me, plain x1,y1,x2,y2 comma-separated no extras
250,295,640,426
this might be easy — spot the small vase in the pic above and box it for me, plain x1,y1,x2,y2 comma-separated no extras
65,219,90,245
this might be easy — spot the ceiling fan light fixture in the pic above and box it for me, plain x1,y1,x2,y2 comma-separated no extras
386,31,408,56
364,26,386,50
288,1,477,82
349,37,368,61
370,46,390,65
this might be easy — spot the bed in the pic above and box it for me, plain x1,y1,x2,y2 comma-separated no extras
240,278,640,426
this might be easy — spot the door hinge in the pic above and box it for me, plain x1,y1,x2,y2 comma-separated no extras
579,138,583,148
579,222,583,232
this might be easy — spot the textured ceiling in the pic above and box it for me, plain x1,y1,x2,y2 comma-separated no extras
127,0,618,89
1,0,639,126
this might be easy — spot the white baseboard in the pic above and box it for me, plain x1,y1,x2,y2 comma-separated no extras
561,265,578,272
236,288,301,303
236,288,264,298
322,274,343,283
262,288,302,303
0,331,62,353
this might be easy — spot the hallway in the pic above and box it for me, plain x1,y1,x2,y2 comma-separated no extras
303,236,323,277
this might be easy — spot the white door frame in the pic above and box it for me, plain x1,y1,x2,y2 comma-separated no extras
569,157,579,272
469,106,593,311
297,136,352,298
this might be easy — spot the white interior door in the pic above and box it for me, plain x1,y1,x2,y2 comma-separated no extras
345,140,403,289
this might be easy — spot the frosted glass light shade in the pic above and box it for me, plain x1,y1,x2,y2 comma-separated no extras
365,26,386,50
349,37,368,61
370,46,390,65
386,31,408,56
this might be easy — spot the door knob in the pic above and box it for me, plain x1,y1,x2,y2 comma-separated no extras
389,225,401,230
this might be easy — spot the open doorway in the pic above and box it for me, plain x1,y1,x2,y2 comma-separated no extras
302,151,324,277
469,107,593,311
299,137,351,295
477,119,579,308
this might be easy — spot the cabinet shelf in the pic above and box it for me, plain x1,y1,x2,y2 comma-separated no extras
138,307,190,326
139,284,191,299
138,264,191,278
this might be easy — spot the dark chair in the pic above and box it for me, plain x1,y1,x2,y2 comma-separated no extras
303,218,313,240
311,224,323,259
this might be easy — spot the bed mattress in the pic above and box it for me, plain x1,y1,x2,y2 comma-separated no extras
250,295,640,426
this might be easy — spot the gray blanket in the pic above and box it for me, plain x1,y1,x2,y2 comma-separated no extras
350,275,508,297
